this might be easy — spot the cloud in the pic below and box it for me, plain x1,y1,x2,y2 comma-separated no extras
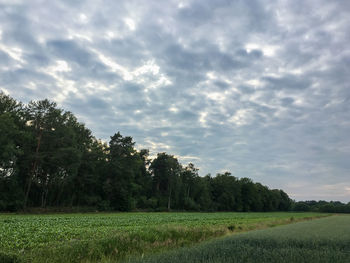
1,0,350,202
262,75,312,90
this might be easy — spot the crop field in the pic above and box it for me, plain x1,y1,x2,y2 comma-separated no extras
0,212,325,263
133,215,350,263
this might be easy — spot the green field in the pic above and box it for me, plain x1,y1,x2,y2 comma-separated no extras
0,212,323,263
132,215,350,263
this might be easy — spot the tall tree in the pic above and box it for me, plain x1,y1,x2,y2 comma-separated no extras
212,172,241,211
150,153,181,210
0,93,23,177
73,139,107,207
0,93,26,210
23,100,84,208
178,163,199,210
106,132,142,211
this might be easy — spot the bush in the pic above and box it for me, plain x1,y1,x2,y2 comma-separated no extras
97,200,111,211
0,252,21,263
183,198,200,211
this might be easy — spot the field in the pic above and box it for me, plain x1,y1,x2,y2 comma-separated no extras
132,215,350,263
0,212,326,263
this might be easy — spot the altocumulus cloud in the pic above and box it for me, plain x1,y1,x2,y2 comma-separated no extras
1,0,350,201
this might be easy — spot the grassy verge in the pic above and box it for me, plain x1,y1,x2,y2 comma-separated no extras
0,212,328,263
131,215,350,263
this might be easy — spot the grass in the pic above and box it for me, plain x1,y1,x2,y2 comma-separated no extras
0,212,326,263
130,215,350,263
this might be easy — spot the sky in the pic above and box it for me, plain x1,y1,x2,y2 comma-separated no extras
0,0,350,202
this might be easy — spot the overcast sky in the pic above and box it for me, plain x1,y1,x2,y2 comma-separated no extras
1,0,350,202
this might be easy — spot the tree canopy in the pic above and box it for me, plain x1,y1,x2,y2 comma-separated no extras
3,92,341,213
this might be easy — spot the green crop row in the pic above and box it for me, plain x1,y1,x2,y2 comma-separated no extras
131,215,350,263
0,212,327,262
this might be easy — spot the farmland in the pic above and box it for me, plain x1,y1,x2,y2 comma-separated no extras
0,212,324,262
132,215,350,263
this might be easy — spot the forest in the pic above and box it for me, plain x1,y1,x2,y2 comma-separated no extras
0,92,347,213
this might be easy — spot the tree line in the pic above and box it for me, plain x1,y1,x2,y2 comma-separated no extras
0,92,345,213
292,200,350,213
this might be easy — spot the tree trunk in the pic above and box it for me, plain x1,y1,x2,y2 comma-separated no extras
55,183,65,206
41,181,49,208
167,185,172,211
24,129,43,209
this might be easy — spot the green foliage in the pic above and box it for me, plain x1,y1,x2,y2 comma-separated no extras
0,212,323,263
292,200,350,213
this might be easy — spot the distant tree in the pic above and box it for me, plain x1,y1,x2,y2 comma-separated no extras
293,201,311,211
240,178,258,211
0,93,26,210
178,163,199,210
0,93,24,177
72,139,107,207
134,149,153,209
278,190,292,210
212,172,240,211
21,100,89,208
150,153,181,210
194,174,213,211
105,132,143,211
